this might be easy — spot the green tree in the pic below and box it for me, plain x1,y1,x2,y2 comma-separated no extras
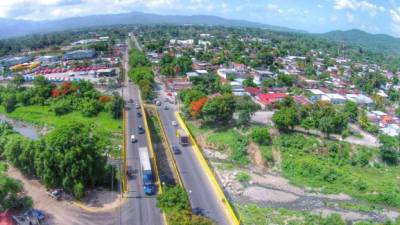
250,127,270,145
343,101,358,121
242,77,257,88
80,98,102,117
35,123,107,197
156,186,190,213
3,94,17,113
0,173,32,211
202,94,236,124
235,96,261,125
272,107,299,131
108,93,124,119
379,135,400,165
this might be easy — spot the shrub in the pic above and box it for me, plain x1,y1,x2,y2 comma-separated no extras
250,127,271,145
235,172,251,182
73,182,85,199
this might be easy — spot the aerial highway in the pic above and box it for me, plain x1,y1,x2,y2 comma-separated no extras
118,36,164,225
130,32,231,225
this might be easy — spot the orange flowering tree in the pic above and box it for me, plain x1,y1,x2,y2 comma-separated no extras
190,97,208,118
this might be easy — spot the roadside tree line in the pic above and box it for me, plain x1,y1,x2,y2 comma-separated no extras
128,49,155,101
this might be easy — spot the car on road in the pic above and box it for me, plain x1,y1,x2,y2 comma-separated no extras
164,105,169,110
155,100,162,106
171,121,177,126
172,145,181,154
138,125,145,134
137,111,142,117
48,189,62,200
129,99,134,103
135,103,140,109
127,166,134,178
131,134,137,143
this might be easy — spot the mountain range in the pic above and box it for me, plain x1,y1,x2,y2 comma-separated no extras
1,11,400,55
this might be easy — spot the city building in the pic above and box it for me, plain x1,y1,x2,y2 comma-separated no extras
64,49,96,60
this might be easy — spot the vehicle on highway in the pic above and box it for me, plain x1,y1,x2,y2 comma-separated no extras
176,129,189,146
171,121,177,126
138,125,145,134
131,134,137,143
164,105,169,110
135,103,140,109
172,145,181,154
127,166,134,178
139,147,155,195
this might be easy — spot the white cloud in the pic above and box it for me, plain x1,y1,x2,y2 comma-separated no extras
334,0,385,16
346,12,354,22
390,8,400,36
0,0,181,20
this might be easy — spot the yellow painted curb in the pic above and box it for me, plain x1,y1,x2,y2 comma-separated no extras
175,112,241,225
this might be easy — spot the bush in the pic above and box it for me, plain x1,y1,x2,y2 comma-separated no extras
235,172,251,182
250,127,270,145
80,98,102,117
52,99,72,116
73,182,85,199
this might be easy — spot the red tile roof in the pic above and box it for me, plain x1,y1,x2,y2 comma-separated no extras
0,212,13,225
245,87,261,95
293,96,312,105
256,93,287,105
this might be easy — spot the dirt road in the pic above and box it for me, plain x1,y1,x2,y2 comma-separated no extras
7,166,120,225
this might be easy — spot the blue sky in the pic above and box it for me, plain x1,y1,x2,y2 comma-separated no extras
1,0,399,37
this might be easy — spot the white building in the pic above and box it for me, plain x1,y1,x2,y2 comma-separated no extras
217,68,237,80
325,93,346,104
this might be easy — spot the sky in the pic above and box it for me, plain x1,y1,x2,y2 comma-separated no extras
0,0,399,37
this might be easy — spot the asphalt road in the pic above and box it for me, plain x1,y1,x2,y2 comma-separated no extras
155,88,231,225
119,38,163,225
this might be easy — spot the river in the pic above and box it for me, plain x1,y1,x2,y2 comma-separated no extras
0,114,39,140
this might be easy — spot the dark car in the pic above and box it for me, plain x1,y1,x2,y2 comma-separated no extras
127,166,134,178
164,105,169,110
129,99,134,103
138,125,145,134
137,112,142,117
172,145,181,154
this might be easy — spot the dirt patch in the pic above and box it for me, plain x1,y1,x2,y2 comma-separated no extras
81,189,121,210
247,142,266,169
243,186,299,203
6,166,118,225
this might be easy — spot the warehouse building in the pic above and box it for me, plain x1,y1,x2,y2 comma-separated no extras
64,49,96,60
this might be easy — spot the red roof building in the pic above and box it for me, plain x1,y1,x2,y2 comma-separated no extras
256,93,287,105
245,87,261,96
0,212,13,225
293,96,312,106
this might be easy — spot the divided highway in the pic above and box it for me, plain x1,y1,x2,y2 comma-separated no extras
155,88,232,225
119,38,164,225
130,33,232,225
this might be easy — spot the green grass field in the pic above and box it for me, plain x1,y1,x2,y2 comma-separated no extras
0,105,121,134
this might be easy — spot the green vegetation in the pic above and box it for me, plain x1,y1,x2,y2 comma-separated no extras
235,172,251,182
272,97,348,137
128,49,155,101
275,134,400,207
157,186,215,225
0,121,116,199
0,162,32,211
237,204,346,225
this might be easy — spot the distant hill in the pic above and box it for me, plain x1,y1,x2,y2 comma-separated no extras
0,11,299,39
318,29,400,55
